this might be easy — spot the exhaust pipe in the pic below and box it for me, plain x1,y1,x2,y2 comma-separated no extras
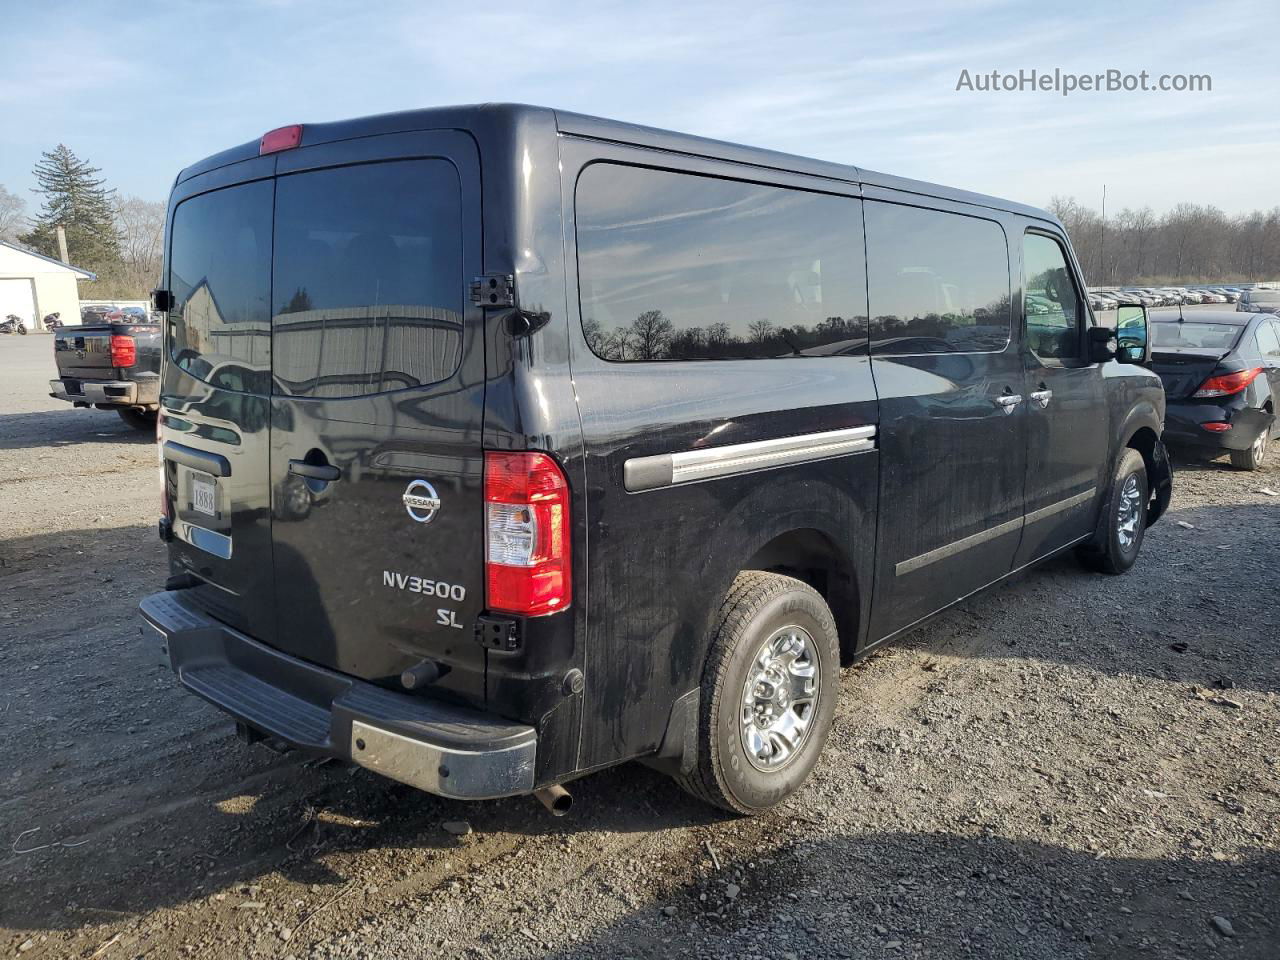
533,784,572,816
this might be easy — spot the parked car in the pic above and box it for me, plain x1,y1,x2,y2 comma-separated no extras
80,304,116,323
49,317,162,430
1151,310,1279,470
139,105,1173,816
1238,289,1280,314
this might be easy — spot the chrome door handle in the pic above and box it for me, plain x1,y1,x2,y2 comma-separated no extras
288,460,341,482
1030,389,1053,408
994,394,1023,413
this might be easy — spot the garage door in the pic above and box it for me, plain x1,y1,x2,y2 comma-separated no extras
0,278,36,325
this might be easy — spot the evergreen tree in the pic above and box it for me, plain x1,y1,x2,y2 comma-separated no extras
19,144,122,274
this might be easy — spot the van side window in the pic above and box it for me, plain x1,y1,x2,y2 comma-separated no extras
1023,232,1084,361
271,159,464,398
863,202,1011,356
575,164,867,361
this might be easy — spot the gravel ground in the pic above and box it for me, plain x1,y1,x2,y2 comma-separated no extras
1,332,1276,959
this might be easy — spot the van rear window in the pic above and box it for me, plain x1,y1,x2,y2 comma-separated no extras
271,159,464,398
575,164,868,361
169,180,274,394
167,160,464,399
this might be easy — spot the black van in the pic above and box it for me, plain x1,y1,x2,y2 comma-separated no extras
141,104,1172,815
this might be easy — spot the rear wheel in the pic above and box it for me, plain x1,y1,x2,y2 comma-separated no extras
117,407,157,433
1077,448,1148,575
1229,425,1269,471
675,572,839,815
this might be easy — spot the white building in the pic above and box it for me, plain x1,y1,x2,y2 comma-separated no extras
0,241,95,330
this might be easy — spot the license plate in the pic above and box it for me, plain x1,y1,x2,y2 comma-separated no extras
192,474,217,517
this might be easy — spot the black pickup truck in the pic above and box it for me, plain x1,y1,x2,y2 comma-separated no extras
50,320,163,431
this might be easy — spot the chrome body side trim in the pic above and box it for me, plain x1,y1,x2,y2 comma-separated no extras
895,488,1098,576
895,515,1023,577
1023,487,1095,525
624,425,877,492
173,521,233,559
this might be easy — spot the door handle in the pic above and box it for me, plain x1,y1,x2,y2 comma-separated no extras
1030,388,1053,408
288,460,341,482
994,393,1023,413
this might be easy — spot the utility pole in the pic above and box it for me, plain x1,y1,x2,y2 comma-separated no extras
55,225,69,264
1099,185,1107,285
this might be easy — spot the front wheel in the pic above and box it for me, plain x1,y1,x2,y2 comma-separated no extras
675,572,839,815
16,325,26,335
1077,448,1148,575
1229,425,1269,471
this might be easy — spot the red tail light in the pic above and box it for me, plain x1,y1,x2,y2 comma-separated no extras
259,124,303,155
1201,422,1232,433
1192,367,1262,398
110,334,136,367
484,452,571,617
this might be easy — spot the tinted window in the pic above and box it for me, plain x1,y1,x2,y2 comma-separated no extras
272,159,464,398
575,164,867,361
1151,322,1244,351
169,180,274,394
1023,232,1084,360
864,202,1011,355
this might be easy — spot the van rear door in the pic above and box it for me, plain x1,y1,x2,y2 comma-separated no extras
162,174,278,644
266,136,488,702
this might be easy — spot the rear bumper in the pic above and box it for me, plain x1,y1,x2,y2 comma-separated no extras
139,589,537,800
1164,401,1273,452
49,377,159,407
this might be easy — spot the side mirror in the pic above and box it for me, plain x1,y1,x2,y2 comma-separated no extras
1114,304,1151,364
1087,326,1117,363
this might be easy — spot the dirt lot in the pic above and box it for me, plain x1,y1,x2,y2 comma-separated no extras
2,332,1277,959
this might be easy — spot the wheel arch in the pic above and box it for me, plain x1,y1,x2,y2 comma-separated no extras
743,526,861,665
1118,411,1172,528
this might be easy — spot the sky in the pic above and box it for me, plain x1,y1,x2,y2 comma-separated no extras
2,0,1278,218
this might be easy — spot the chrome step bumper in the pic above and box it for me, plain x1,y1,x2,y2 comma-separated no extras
139,590,537,800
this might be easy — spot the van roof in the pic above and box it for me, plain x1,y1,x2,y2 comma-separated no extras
177,102,1059,226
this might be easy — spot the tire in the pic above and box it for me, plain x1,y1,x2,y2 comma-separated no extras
1229,424,1269,471
1076,448,1148,575
675,571,840,815
17,326,26,335
117,407,158,433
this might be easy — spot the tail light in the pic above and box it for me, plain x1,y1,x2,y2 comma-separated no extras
484,452,571,616
1192,367,1262,398
110,334,136,367
1201,422,1232,433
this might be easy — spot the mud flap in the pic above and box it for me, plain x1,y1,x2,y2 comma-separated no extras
1146,439,1173,528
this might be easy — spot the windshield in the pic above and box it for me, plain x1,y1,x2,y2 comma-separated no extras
1244,290,1280,304
1151,322,1244,350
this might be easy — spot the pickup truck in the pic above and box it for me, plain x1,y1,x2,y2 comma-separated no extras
49,320,162,431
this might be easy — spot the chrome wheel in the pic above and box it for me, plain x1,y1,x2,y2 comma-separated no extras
1116,473,1142,549
740,626,819,772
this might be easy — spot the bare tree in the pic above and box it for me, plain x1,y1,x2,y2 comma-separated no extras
747,318,774,343
0,185,25,243
630,309,673,359
1052,196,1280,284
113,195,165,293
